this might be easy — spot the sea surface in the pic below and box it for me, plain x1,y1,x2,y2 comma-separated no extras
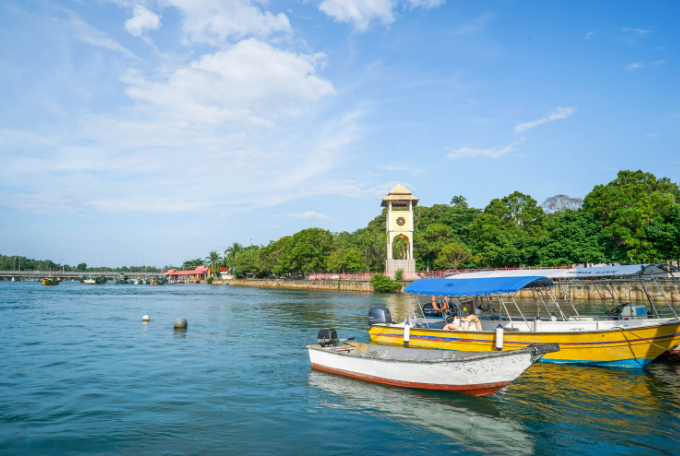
1,281,679,455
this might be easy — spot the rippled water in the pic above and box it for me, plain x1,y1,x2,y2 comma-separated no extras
1,281,679,455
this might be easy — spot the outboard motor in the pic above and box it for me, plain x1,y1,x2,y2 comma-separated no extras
368,306,392,326
317,328,339,347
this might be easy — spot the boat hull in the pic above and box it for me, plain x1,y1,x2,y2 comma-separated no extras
41,280,57,286
369,320,680,369
308,346,536,396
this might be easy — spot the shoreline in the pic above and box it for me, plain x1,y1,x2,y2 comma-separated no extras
208,278,680,302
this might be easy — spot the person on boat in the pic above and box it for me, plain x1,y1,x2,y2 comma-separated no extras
443,314,482,331
431,295,448,315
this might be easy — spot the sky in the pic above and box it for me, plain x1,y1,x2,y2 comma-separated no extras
1,0,679,268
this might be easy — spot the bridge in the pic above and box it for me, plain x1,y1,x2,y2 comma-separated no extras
0,270,165,280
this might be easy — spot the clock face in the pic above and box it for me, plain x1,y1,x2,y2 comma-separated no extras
396,217,406,227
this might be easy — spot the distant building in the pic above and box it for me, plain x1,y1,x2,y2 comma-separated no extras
165,266,208,281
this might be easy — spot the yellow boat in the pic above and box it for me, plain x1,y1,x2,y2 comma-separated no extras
368,274,680,369
42,276,58,286
369,320,680,368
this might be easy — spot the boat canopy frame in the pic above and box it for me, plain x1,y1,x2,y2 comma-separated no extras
404,276,582,328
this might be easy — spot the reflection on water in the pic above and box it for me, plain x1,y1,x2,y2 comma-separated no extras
310,372,534,455
1,281,679,455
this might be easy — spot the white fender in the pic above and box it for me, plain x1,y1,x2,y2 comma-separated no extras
403,320,410,344
495,325,504,351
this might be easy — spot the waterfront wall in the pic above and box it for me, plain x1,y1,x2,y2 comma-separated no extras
221,279,680,303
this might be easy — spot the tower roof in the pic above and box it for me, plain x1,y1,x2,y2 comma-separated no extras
381,184,419,207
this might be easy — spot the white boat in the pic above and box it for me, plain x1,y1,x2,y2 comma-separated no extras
308,341,558,396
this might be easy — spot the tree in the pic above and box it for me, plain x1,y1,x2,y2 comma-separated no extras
182,258,203,269
327,247,364,272
485,191,546,237
583,170,677,262
416,222,455,267
643,204,680,266
76,263,87,271
224,243,243,268
537,209,609,266
541,194,583,213
259,237,292,276
469,191,546,267
450,195,468,208
205,251,222,278
282,228,334,273
436,242,472,270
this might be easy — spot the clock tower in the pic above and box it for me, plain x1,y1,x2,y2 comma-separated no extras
382,184,419,279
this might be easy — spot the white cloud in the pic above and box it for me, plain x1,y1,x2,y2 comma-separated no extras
121,38,335,125
622,28,650,35
288,211,339,222
319,0,396,31
626,62,644,71
650,60,666,66
378,164,422,174
406,0,445,7
445,144,516,160
163,0,292,45
318,0,442,31
67,14,138,59
125,6,161,37
585,30,598,39
514,107,576,132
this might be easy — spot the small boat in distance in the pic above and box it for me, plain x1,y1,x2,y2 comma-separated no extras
42,277,58,286
308,331,558,396
83,276,107,285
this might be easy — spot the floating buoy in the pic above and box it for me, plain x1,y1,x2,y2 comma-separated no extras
142,315,150,322
174,317,188,329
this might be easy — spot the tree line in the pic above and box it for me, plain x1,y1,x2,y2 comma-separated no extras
196,170,680,278
0,257,162,274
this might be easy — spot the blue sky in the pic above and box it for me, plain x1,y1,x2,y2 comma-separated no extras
1,0,679,268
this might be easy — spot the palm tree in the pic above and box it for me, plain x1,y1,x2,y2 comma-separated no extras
206,251,222,278
224,243,243,268
450,195,468,208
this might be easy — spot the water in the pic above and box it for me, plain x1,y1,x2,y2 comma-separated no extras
1,281,679,455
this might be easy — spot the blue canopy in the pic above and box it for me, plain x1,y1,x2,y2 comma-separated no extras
403,276,554,297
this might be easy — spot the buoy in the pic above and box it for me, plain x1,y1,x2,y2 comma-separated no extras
495,324,504,351
403,320,410,345
173,317,188,329
142,315,150,322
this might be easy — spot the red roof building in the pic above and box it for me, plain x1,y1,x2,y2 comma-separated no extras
165,266,208,280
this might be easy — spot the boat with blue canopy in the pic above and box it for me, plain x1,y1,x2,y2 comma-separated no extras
368,266,680,369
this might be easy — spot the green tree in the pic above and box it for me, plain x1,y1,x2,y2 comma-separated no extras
436,241,473,270
259,237,292,276
182,258,203,269
643,204,680,266
450,195,468,208
485,191,546,237
583,170,677,262
469,192,546,267
76,263,87,271
283,228,334,273
538,210,609,266
224,243,243,269
232,245,261,277
205,251,222,278
327,247,364,272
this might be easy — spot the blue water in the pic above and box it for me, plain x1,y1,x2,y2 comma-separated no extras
1,281,679,455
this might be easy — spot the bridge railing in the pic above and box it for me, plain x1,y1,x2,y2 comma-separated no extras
0,270,165,278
